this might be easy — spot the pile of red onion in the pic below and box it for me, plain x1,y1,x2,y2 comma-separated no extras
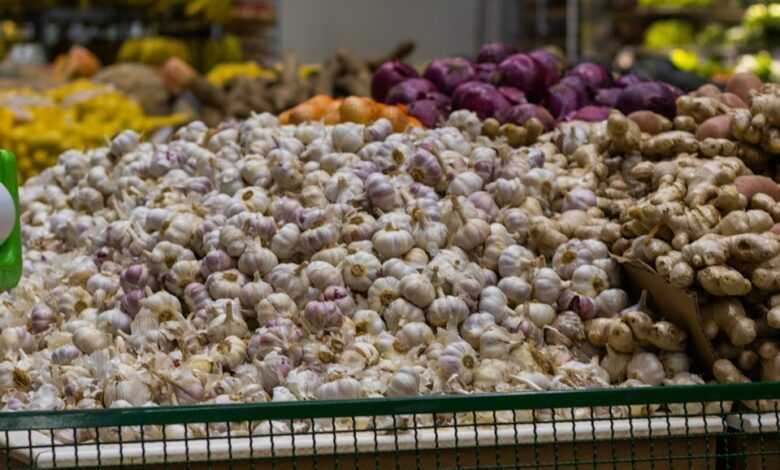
371,43,682,128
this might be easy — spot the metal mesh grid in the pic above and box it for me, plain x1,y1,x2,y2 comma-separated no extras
0,382,778,469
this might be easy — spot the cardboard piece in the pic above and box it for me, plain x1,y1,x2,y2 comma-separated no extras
616,256,718,372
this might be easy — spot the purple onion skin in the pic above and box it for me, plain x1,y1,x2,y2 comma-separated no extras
499,104,555,131
529,49,563,87
570,62,613,92
616,81,680,119
385,78,438,105
594,87,622,108
408,100,444,128
566,106,611,122
475,62,500,84
452,81,510,120
559,75,590,103
424,91,452,111
498,86,527,105
477,42,517,64
615,73,647,88
423,58,476,94
498,54,544,101
371,61,419,102
544,84,585,120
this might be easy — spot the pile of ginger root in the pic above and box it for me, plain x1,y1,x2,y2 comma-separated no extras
575,72,780,403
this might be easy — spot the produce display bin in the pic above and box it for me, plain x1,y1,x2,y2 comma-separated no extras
1,382,779,469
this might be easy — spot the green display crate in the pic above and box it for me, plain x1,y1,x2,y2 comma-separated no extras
0,382,779,469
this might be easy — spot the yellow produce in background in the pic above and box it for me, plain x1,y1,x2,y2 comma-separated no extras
0,80,186,181
118,36,192,66
206,62,276,86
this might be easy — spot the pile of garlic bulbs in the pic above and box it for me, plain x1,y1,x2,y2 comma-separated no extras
2,110,708,440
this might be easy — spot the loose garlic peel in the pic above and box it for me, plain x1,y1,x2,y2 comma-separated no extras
2,109,725,437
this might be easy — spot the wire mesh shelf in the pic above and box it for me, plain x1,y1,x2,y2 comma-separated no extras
1,381,779,469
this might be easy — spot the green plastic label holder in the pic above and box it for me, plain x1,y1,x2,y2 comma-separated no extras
0,150,22,290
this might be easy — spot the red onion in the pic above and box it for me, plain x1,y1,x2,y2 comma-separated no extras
594,87,622,108
452,81,510,120
386,78,438,105
498,54,544,100
498,86,527,105
570,62,613,92
498,104,555,131
616,81,680,119
475,62,500,84
408,100,444,128
477,42,517,64
566,106,611,122
423,57,476,94
371,61,419,102
544,84,585,119
615,73,647,88
529,49,562,87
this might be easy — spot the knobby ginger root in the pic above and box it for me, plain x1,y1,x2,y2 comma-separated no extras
642,131,698,159
676,96,727,124
600,111,642,156
708,298,757,347
767,295,780,329
697,265,752,296
715,210,774,235
713,358,750,384
586,318,635,354
623,309,687,352
752,254,780,290
713,185,748,213
750,193,780,222
699,138,738,158
757,341,780,381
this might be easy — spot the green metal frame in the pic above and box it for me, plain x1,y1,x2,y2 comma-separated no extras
0,382,778,468
1,382,778,431
0,150,22,290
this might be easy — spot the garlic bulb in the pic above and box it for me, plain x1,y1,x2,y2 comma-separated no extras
386,368,420,397
399,273,435,308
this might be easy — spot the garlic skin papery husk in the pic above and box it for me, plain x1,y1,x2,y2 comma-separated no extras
5,108,706,438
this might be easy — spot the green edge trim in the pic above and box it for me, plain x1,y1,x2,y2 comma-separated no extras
1,382,779,431
0,150,22,290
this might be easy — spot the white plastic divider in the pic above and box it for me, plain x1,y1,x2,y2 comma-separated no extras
0,415,724,468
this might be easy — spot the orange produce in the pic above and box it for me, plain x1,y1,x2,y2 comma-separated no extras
280,96,420,132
